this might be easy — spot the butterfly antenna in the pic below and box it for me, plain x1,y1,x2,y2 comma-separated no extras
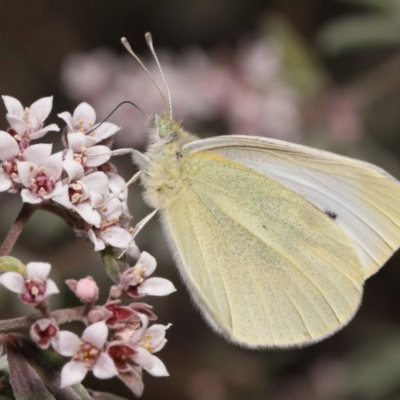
145,32,173,119
85,100,150,136
121,36,170,116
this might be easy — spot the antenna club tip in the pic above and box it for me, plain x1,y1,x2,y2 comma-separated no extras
145,32,153,45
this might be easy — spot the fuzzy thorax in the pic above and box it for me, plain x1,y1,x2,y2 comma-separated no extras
132,113,198,210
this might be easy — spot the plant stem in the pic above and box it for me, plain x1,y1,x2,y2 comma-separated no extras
0,203,36,257
0,306,88,331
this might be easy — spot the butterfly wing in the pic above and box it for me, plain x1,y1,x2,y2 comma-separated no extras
160,151,363,348
184,136,400,280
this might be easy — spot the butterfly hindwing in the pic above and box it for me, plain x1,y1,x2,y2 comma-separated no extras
160,151,363,347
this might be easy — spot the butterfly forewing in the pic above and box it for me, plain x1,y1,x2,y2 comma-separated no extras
184,136,400,279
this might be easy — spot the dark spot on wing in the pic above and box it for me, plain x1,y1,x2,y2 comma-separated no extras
325,210,337,220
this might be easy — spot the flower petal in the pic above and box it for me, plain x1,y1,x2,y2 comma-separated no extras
30,124,60,140
82,171,109,196
107,173,128,201
52,330,80,356
29,96,53,123
67,132,86,151
93,122,120,141
20,188,41,204
60,361,88,388
73,102,96,129
131,346,154,369
17,161,39,187
0,271,25,294
26,262,51,280
2,95,23,117
63,160,84,182
5,115,27,135
44,279,60,298
85,145,111,167
0,131,20,160
92,353,118,379
102,227,132,248
144,354,169,377
88,229,105,251
138,278,176,296
0,168,12,192
82,321,108,349
42,152,63,180
75,203,101,227
51,184,73,209
23,144,53,164
137,251,157,277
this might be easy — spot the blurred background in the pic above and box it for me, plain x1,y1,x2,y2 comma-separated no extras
1,0,400,399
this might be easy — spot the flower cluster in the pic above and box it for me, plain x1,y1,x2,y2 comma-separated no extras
0,253,175,397
0,95,175,397
0,96,137,254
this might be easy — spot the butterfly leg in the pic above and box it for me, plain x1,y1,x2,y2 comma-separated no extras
118,207,158,258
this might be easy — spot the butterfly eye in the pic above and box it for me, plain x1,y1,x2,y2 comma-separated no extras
158,122,173,138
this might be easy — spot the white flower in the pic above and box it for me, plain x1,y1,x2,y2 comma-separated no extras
52,321,118,388
0,262,59,304
112,314,171,377
52,160,109,227
0,130,52,192
2,96,60,140
18,152,64,203
87,196,133,251
64,133,112,167
120,252,176,298
30,318,59,349
58,102,120,142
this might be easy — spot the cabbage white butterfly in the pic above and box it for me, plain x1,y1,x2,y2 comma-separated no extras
123,35,400,348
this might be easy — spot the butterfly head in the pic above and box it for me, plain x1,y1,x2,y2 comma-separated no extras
149,112,182,143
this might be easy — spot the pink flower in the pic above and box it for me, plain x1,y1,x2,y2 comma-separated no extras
18,152,64,203
0,129,53,193
87,196,133,251
58,102,120,142
120,252,176,298
111,314,170,377
0,262,59,304
30,318,59,349
2,96,59,140
64,134,112,168
66,277,99,303
52,160,109,227
52,321,118,388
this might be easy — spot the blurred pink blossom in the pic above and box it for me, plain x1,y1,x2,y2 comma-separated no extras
61,39,303,147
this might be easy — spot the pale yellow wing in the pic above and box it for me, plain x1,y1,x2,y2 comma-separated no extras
160,152,363,348
184,136,400,279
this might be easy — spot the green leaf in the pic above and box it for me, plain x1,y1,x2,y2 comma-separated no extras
345,331,400,399
101,247,128,283
5,334,93,400
0,257,26,275
6,335,55,400
317,15,400,54
260,14,328,96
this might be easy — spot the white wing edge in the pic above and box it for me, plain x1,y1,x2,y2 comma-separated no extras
183,135,400,184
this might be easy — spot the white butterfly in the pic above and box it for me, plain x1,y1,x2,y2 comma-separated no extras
122,35,400,348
